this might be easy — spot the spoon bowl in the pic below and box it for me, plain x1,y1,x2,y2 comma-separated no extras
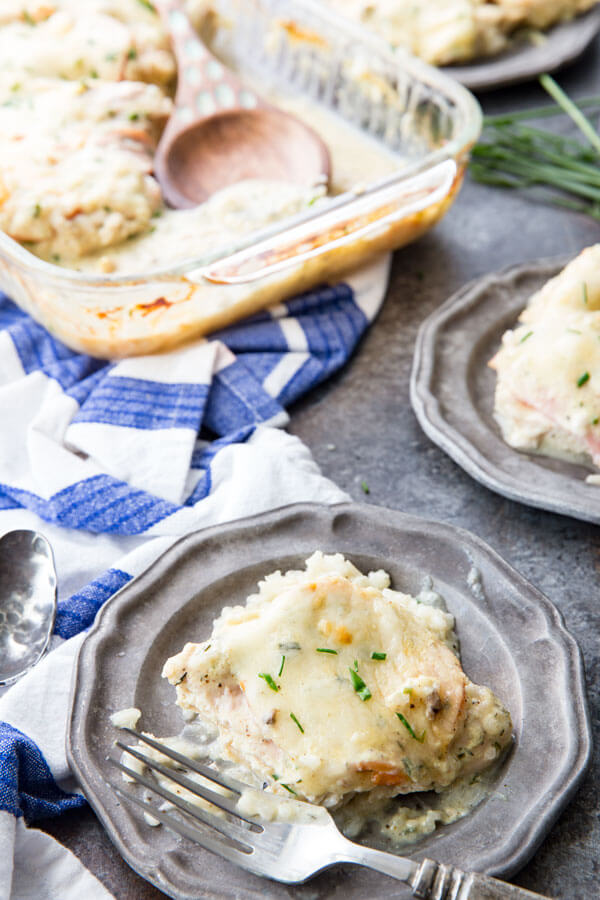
155,0,330,208
0,530,57,686
158,107,330,208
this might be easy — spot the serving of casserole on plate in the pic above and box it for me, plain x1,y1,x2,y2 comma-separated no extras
411,254,600,524
68,503,590,900
319,0,600,90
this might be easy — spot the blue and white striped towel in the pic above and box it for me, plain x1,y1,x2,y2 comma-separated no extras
0,256,389,900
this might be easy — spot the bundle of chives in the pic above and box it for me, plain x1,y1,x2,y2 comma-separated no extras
469,75,600,222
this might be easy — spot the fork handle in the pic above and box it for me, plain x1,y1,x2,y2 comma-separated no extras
410,858,554,900
344,847,554,899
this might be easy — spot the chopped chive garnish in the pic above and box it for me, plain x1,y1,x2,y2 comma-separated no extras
127,47,138,60
396,712,425,743
403,687,413,695
290,712,304,733
272,773,280,780
258,673,279,692
278,655,285,677
566,328,582,334
361,480,370,494
353,659,358,671
281,783,297,795
349,667,371,701
593,417,599,425
316,647,337,654
371,652,386,660
582,282,589,305
129,112,140,121
519,331,533,344
577,372,590,387
137,0,157,10
33,203,41,218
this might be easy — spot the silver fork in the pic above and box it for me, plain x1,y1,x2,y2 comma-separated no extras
109,729,553,900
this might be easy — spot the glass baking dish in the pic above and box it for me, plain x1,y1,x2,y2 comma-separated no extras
0,0,481,358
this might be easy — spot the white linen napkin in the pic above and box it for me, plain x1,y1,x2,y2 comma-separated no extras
0,257,389,899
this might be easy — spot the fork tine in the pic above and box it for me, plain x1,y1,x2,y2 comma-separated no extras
115,739,251,822
109,755,259,848
121,728,246,794
107,777,253,863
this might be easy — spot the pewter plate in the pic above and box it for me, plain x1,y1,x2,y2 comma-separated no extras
411,257,600,524
67,502,590,900
443,7,600,91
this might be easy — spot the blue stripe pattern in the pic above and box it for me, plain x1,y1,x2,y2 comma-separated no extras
0,722,86,822
0,274,380,827
72,376,209,431
54,568,132,639
0,280,372,536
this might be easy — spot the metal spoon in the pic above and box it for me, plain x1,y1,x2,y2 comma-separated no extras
153,0,330,207
0,530,57,686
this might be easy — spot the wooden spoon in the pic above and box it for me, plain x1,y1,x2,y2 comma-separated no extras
154,1,331,208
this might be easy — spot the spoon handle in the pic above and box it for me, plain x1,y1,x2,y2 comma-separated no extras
158,0,261,134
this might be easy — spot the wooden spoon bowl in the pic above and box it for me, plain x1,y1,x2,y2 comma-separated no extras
154,1,331,208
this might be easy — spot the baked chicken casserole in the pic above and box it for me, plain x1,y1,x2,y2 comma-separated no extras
163,552,512,809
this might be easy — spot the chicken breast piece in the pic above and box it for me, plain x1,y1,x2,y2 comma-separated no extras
490,245,600,471
163,553,512,807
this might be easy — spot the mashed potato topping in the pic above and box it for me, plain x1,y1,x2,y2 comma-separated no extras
490,245,600,475
163,553,512,810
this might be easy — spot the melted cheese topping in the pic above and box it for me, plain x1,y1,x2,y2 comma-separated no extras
163,552,512,807
320,0,598,66
490,245,600,472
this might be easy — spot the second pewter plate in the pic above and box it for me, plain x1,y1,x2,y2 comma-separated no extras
67,502,590,900
411,257,600,525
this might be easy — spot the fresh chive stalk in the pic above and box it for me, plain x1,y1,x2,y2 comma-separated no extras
539,75,600,155
316,647,337,654
396,712,425,743
290,712,304,733
469,76,600,223
349,667,371,701
258,673,279,692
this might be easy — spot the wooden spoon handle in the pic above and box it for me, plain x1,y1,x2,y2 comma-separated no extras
158,0,261,128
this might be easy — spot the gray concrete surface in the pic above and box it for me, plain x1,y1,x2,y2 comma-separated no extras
42,41,600,900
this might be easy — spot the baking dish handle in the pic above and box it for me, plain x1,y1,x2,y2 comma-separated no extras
196,159,457,285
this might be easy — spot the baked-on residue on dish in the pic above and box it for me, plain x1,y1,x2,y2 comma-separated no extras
490,245,600,478
322,0,599,66
163,552,512,811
